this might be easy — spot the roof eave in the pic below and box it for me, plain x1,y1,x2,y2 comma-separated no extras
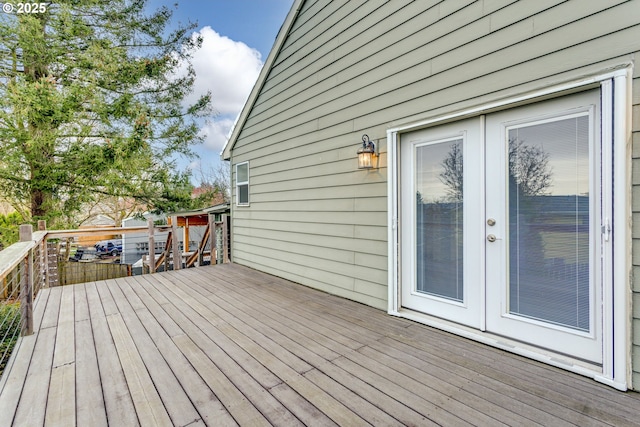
220,0,304,160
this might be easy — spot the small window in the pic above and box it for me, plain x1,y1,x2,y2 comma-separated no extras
236,161,249,206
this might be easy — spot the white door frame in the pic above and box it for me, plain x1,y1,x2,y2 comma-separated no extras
387,68,632,390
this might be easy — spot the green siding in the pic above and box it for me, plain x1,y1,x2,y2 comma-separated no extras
229,0,640,382
632,72,640,389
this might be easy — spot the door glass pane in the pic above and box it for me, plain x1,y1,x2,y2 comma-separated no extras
507,114,590,331
415,139,464,302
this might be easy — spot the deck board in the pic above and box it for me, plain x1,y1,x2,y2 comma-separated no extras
75,315,107,427
187,270,526,425
0,288,49,427
107,313,173,427
108,279,202,427
2,263,640,426
85,282,139,427
153,281,309,426
120,279,235,426
12,327,55,426
46,285,76,427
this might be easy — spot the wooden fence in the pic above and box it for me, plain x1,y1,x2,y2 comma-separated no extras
59,262,132,286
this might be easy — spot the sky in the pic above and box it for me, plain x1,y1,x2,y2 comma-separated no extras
148,0,295,181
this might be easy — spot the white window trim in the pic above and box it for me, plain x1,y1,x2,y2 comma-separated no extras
235,161,250,206
387,67,632,390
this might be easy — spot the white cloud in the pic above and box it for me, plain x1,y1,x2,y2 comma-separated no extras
187,159,201,171
198,118,236,152
186,26,263,116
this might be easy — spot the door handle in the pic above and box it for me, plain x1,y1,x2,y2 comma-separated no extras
487,234,497,242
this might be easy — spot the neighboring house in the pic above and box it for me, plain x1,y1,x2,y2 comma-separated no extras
222,0,640,390
77,214,117,247
121,213,169,266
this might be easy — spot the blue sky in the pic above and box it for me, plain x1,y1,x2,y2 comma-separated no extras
149,0,295,180
156,1,294,60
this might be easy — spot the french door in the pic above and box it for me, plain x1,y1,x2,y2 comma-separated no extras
401,90,604,363
400,118,483,329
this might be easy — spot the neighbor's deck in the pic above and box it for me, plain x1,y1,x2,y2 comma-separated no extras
1,264,639,427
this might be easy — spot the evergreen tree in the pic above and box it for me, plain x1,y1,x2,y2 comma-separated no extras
0,211,22,249
0,1,212,227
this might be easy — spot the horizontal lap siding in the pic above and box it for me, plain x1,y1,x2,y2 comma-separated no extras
633,72,640,388
230,0,640,321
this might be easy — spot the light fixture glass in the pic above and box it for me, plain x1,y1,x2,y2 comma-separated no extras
357,134,376,169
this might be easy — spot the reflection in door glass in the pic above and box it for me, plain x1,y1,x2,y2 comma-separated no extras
415,139,463,302
508,115,590,331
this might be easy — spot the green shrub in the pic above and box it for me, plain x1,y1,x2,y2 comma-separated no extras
0,302,21,377
0,212,24,250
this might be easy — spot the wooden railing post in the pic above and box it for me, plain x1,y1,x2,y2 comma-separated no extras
37,219,49,289
148,218,156,274
19,224,34,336
183,218,190,253
164,233,171,272
209,214,216,265
171,216,180,270
19,224,32,242
37,220,49,290
48,242,59,287
56,240,65,286
222,215,230,263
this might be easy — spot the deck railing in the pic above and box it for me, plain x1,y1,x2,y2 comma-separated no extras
0,216,229,376
0,223,48,375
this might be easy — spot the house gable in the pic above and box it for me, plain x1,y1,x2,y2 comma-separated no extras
225,0,640,389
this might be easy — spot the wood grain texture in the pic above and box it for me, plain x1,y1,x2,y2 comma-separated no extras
1,264,640,426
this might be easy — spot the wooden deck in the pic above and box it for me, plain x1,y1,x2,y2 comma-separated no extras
1,264,640,427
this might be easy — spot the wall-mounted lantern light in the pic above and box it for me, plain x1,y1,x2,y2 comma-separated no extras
357,134,377,169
